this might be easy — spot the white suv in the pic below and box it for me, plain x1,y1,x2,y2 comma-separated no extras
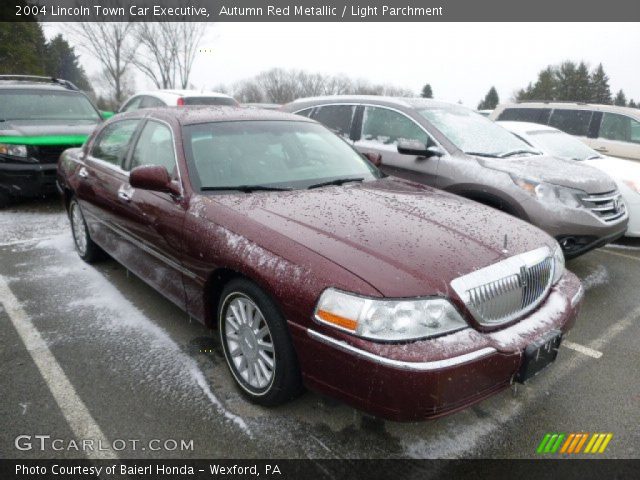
119,89,238,112
491,102,640,162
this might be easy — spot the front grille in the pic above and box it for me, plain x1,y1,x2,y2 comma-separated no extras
32,145,75,164
450,247,555,326
580,190,626,222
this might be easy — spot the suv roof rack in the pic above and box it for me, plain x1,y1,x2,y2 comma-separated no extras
0,75,79,91
515,100,589,105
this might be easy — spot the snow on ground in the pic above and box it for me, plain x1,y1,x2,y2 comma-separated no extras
0,201,68,246
581,264,609,291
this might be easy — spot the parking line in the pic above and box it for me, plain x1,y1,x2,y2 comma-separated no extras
562,340,603,359
600,249,640,262
0,275,117,460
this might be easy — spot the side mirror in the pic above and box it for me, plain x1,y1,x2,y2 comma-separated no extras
397,140,445,158
100,110,114,120
362,152,382,167
130,165,180,196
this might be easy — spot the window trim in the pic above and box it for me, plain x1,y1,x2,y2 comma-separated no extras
88,118,142,174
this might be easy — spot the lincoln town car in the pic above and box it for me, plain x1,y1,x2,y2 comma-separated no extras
57,107,583,421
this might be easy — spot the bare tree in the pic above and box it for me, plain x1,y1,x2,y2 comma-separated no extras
132,22,207,90
69,21,137,104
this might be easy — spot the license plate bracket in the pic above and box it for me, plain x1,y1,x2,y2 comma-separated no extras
515,329,563,383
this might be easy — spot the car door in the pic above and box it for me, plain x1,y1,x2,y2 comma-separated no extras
76,119,141,258
591,112,640,161
120,119,188,309
352,105,441,186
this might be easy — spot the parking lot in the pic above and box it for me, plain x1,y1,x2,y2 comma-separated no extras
1,198,638,460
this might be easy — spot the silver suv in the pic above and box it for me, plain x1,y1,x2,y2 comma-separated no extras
282,96,628,258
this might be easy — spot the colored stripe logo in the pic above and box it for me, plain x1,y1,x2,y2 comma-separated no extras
537,433,613,454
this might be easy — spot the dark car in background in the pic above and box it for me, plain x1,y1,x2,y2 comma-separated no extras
283,96,628,258
57,106,582,421
0,75,104,205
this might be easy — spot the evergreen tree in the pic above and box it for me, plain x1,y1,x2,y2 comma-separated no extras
45,34,92,91
628,99,637,109
477,86,500,110
420,83,433,98
590,63,612,104
574,62,592,102
614,89,627,106
554,61,579,101
0,21,47,74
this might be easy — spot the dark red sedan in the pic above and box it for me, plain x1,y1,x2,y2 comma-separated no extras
57,107,584,421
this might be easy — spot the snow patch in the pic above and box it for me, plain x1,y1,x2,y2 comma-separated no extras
581,265,609,291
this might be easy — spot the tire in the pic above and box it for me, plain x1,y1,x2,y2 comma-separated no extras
0,190,14,208
69,198,103,263
218,278,303,406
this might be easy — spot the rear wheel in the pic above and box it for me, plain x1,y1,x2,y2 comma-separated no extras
69,199,103,263
218,278,302,406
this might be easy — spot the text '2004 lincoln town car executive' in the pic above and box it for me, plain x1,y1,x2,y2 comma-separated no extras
57,107,584,421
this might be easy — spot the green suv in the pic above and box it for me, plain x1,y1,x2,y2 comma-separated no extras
0,75,106,205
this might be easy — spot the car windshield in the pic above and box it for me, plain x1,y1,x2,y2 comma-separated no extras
418,105,539,157
183,120,381,191
527,130,601,161
0,89,100,122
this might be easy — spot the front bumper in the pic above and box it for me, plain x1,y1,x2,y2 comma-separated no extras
0,162,58,198
294,271,583,421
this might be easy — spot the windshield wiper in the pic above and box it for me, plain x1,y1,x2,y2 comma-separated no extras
307,177,364,189
585,154,602,160
201,185,292,193
498,149,540,158
464,151,501,158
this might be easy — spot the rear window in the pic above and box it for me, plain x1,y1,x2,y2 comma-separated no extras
183,97,238,106
497,107,551,124
0,89,100,122
548,109,593,136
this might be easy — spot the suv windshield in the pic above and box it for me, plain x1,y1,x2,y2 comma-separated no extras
183,120,381,191
0,89,100,122
528,130,600,161
419,106,539,157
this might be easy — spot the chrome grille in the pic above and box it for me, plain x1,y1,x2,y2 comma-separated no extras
451,247,555,326
580,190,626,222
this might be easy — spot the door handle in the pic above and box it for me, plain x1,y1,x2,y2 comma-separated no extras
78,167,89,179
117,190,132,202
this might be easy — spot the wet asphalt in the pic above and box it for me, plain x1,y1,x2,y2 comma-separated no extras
0,197,638,460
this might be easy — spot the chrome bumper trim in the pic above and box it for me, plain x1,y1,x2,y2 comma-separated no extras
307,328,497,371
571,284,584,308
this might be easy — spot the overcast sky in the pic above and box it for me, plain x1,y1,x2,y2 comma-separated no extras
43,22,640,106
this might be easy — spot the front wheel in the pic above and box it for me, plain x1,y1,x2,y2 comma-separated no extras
69,199,103,263
218,279,302,406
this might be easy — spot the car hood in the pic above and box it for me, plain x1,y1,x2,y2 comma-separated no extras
478,154,617,194
206,178,555,298
585,156,640,183
0,119,99,140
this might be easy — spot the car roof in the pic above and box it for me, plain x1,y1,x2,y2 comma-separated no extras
132,89,234,99
286,95,460,111
497,121,561,135
116,106,315,125
497,101,640,118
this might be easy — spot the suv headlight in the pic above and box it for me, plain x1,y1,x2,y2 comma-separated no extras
511,175,583,208
552,244,565,285
0,143,28,158
314,288,468,342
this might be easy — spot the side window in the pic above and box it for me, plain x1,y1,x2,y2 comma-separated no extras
549,109,593,136
497,107,551,124
295,108,314,118
130,121,177,174
312,105,355,138
139,96,166,109
600,113,640,144
361,106,431,145
91,120,139,166
120,96,142,112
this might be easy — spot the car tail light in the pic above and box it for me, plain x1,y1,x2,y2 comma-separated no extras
177,97,185,106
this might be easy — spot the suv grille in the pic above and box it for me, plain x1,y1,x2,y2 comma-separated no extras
33,145,75,164
450,247,555,326
580,190,626,222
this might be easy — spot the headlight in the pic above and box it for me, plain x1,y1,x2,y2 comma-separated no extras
552,244,565,285
314,288,468,341
0,143,28,158
511,175,583,208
